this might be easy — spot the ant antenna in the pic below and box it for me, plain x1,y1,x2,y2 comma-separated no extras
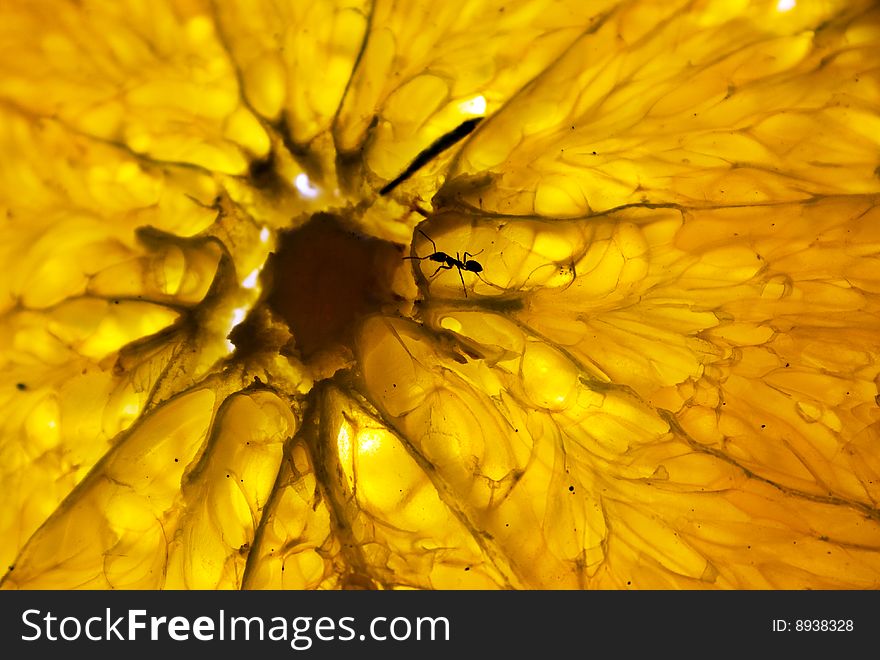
418,229,437,253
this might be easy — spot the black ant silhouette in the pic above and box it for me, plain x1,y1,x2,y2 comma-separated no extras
404,230,484,297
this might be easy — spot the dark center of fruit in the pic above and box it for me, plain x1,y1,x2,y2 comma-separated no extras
263,213,402,366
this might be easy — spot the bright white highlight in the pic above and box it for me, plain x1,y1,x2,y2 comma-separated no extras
259,226,270,243
358,430,381,455
241,268,260,289
230,307,247,327
225,306,249,353
776,0,795,11
458,95,487,116
294,172,320,199
337,424,352,466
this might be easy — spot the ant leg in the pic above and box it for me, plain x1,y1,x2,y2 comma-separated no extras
458,267,468,297
456,253,468,297
430,262,454,278
463,248,483,261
